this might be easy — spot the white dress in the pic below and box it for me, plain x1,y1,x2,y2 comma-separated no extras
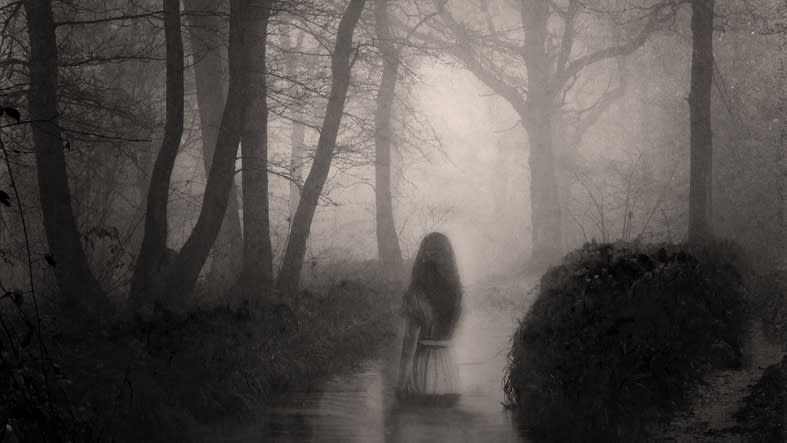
400,288,460,399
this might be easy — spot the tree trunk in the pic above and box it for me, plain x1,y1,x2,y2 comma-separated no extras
184,0,244,293
162,0,253,303
276,0,367,296
282,27,306,218
522,0,563,263
129,0,185,307
288,120,306,217
779,11,787,269
237,0,273,297
373,0,404,277
22,0,111,319
688,0,714,244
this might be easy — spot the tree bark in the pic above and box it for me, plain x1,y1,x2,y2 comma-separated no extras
129,0,185,307
373,0,404,277
522,0,563,263
779,7,787,269
162,0,253,303
688,0,714,244
288,120,306,217
184,0,244,293
276,0,367,296
22,0,111,319
237,0,273,297
282,27,306,218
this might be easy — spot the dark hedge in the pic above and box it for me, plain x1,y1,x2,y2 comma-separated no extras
504,241,748,442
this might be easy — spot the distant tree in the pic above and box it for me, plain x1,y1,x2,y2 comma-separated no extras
373,0,404,277
424,0,675,263
276,0,367,296
781,9,787,269
280,25,307,218
688,0,714,243
21,0,112,319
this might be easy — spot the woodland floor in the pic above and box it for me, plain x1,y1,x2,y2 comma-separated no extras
657,322,785,443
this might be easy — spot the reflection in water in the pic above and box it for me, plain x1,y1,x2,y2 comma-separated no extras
250,306,525,443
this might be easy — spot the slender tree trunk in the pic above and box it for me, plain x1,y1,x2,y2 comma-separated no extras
282,27,306,218
237,0,273,297
129,0,185,307
523,0,563,263
184,0,244,293
688,0,714,243
22,0,111,319
162,0,253,303
276,0,367,296
373,0,404,277
777,7,787,269
289,121,306,217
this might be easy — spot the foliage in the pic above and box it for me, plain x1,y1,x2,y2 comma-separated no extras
504,240,748,442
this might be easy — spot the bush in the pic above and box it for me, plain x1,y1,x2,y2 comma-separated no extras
504,241,748,442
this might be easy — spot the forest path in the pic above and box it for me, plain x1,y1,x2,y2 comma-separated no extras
658,322,785,442
208,273,539,443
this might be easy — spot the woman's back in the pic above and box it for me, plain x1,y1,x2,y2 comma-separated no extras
397,232,463,401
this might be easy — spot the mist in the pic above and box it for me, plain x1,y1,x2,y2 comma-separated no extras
0,0,785,442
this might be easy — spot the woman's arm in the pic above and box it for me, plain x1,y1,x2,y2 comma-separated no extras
397,316,420,393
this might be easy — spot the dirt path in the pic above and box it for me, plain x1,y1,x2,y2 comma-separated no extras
658,323,785,442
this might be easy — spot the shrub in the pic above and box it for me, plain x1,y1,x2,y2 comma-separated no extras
504,241,748,442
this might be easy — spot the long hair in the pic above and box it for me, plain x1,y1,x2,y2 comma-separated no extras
408,232,462,338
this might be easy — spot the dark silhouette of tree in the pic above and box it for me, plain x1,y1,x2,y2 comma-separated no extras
161,0,259,304
276,0,367,296
21,0,112,319
688,0,714,243
130,0,185,307
237,0,274,298
184,0,245,293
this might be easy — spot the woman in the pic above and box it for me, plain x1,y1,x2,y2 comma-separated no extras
396,232,462,405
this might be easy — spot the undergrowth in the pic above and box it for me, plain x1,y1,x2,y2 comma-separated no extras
1,263,400,442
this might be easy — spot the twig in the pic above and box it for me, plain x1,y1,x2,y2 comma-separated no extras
0,130,49,385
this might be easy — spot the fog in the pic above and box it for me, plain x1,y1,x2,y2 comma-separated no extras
1,0,785,441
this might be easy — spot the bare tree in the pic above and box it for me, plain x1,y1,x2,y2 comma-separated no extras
237,0,274,297
22,0,112,319
280,25,307,217
184,0,245,292
130,0,185,307
426,0,674,263
162,0,256,304
688,0,715,243
276,0,367,296
373,0,404,277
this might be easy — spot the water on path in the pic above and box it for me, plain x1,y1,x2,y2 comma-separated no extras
217,281,532,443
